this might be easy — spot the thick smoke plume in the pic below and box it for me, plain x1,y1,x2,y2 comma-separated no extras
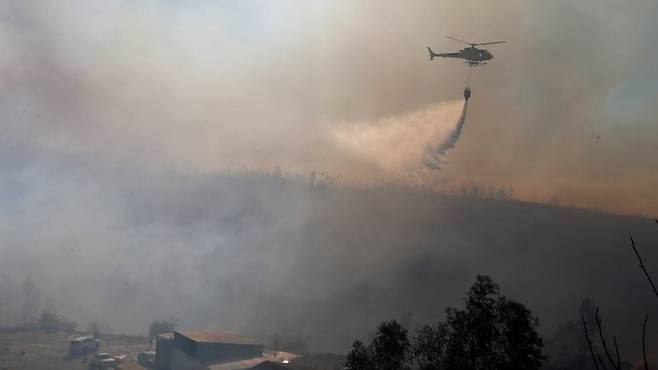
1,0,657,214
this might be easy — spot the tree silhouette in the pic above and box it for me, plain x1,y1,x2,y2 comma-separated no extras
345,321,411,370
347,275,544,370
544,299,598,370
413,322,450,370
417,275,544,370
38,310,59,333
20,277,40,327
583,220,658,370
345,340,375,370
149,318,178,339
371,321,412,370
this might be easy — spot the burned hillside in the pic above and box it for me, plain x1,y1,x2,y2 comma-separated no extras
0,167,655,357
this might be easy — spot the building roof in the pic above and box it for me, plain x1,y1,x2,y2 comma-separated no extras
209,358,290,370
71,335,97,342
251,362,291,370
206,350,299,370
209,357,268,370
176,330,261,345
157,332,174,340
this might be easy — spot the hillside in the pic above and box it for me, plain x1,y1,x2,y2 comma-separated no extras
0,170,656,357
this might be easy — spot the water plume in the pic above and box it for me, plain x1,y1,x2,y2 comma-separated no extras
327,100,466,178
423,101,468,170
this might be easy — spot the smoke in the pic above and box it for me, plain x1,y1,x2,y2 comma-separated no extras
0,159,656,356
0,0,657,359
1,0,656,214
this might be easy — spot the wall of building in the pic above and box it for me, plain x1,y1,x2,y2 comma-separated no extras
166,332,265,370
155,335,174,370
172,347,208,370
173,332,198,358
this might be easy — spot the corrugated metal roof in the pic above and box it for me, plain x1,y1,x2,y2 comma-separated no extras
176,330,261,345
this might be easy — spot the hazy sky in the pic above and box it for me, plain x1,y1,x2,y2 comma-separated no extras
1,2,658,357
1,0,657,215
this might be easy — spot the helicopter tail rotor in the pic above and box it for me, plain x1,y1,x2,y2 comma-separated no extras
427,47,436,60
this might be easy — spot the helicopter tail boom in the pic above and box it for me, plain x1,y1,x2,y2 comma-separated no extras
427,47,462,61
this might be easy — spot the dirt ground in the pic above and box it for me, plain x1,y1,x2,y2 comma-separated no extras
0,331,150,370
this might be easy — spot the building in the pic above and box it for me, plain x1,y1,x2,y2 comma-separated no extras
155,330,295,370
155,333,174,370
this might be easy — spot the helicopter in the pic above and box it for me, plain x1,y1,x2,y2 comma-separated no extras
427,35,506,66
427,36,506,100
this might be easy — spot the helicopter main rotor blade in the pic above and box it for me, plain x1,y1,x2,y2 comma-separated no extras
473,41,506,46
445,35,472,45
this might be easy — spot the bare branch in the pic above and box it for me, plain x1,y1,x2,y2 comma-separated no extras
597,354,608,370
582,317,600,370
595,307,620,370
612,336,620,370
642,314,649,370
629,235,658,299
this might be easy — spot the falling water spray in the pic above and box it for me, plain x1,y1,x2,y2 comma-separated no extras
423,101,469,170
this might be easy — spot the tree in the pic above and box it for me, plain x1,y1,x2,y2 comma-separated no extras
345,340,374,370
581,228,658,370
345,321,411,370
21,277,40,327
406,275,543,370
449,275,501,369
349,276,544,370
38,308,78,334
544,299,598,370
149,318,178,339
496,298,544,370
88,320,102,338
371,321,411,370
413,323,450,370
271,334,281,357
38,310,59,333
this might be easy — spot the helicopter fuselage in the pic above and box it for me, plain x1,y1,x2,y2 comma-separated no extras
461,46,493,62
427,46,494,66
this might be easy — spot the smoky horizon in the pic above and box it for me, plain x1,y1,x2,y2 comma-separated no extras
0,1,657,368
